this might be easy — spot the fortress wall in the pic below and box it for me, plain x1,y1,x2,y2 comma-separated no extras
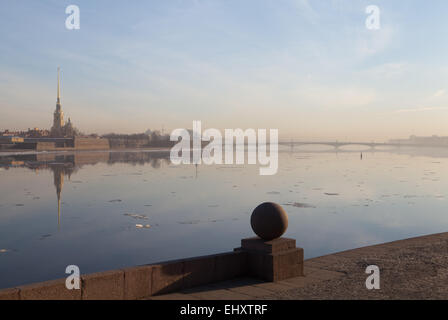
74,138,110,150
36,142,56,151
35,138,109,151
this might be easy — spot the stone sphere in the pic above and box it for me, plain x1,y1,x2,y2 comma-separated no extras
250,202,288,240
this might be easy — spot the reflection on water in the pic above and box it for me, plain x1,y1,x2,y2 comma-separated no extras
0,151,171,228
0,148,448,289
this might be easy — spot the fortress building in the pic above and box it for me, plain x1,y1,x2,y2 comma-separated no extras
50,67,77,137
0,68,110,150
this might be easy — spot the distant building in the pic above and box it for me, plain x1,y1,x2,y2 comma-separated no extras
1,129,19,137
390,135,448,146
0,128,50,138
26,128,50,137
50,67,78,137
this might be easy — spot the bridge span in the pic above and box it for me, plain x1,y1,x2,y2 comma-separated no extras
278,141,430,149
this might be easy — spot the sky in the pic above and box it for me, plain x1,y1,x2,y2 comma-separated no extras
1,0,448,141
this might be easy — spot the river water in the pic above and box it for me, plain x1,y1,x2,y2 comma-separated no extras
0,146,447,289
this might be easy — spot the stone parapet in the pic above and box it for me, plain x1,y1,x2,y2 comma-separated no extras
0,251,248,300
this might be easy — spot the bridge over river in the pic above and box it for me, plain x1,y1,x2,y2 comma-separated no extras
278,141,445,149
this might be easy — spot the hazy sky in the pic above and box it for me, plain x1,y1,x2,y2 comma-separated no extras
1,0,448,141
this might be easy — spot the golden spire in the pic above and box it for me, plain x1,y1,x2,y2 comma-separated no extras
57,67,61,104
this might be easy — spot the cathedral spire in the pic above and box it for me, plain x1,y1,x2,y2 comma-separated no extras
52,66,64,135
57,66,61,104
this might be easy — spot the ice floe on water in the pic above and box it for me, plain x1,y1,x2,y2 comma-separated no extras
178,220,200,225
283,202,315,208
124,213,148,220
135,224,151,229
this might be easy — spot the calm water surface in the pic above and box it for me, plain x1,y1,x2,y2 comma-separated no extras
1,147,448,289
